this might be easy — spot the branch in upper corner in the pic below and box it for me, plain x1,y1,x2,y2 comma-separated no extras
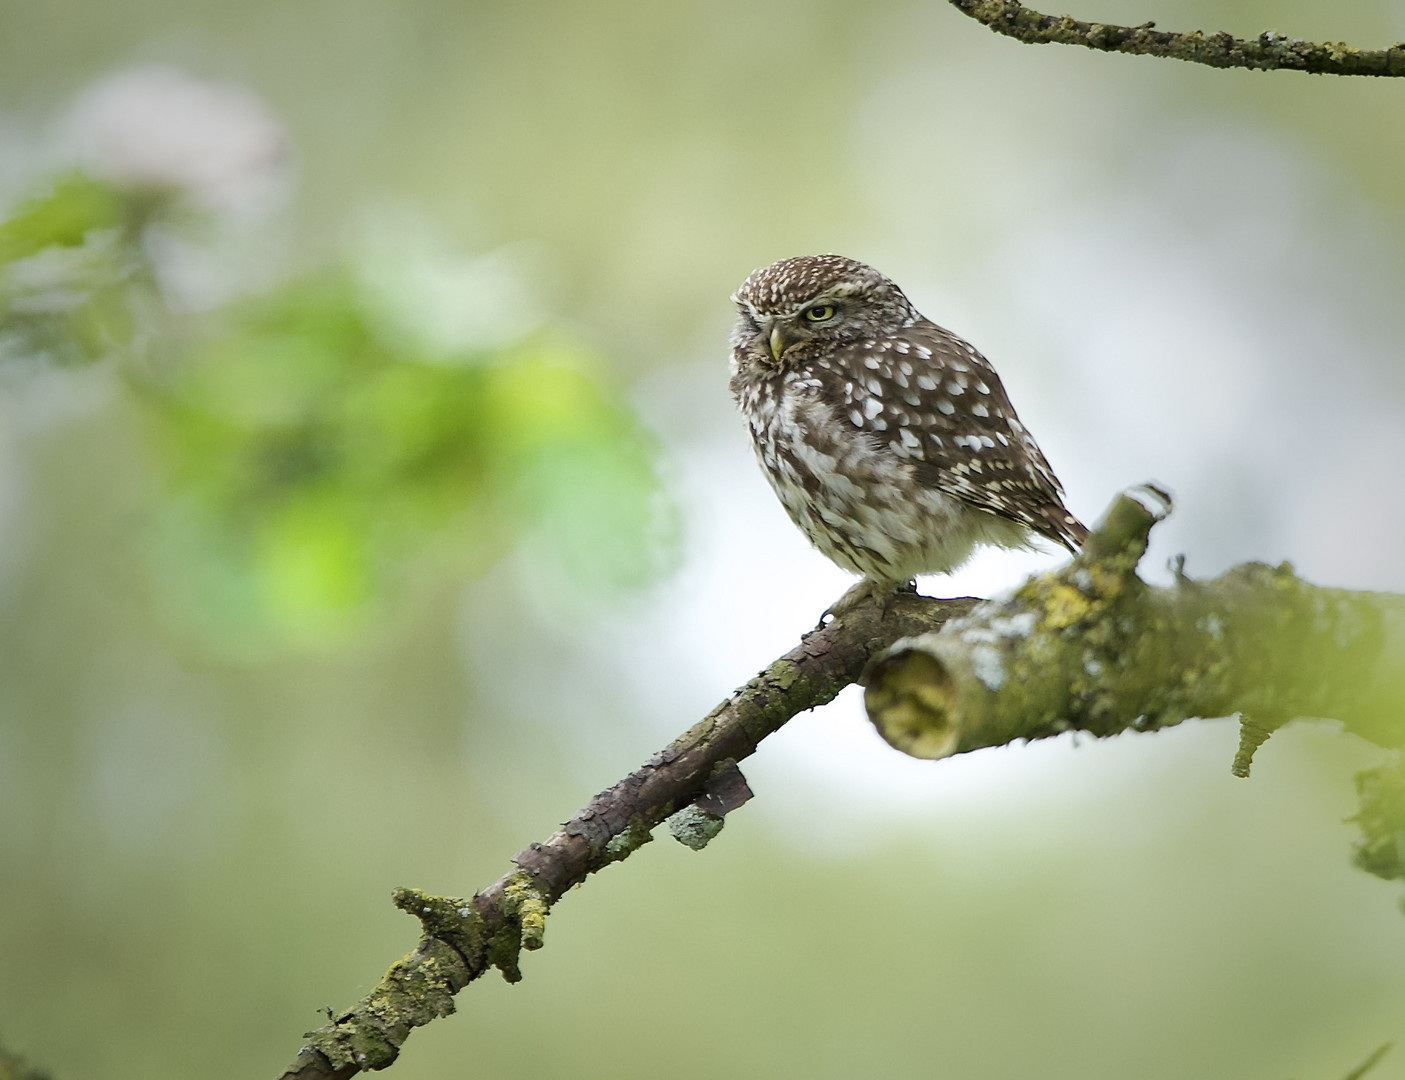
947,0,1405,76
864,487,1405,765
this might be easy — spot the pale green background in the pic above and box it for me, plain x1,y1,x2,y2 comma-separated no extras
2,2,1404,1078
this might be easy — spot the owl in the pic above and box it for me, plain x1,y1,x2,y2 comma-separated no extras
729,254,1085,608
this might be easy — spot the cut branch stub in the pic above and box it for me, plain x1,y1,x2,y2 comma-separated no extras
865,486,1168,758
1077,483,1171,566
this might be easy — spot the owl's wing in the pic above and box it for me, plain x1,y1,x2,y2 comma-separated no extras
816,320,1086,552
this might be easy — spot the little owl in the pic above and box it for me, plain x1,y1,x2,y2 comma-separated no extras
729,254,1085,611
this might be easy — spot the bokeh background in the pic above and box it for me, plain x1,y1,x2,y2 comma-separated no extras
2,1,1404,1077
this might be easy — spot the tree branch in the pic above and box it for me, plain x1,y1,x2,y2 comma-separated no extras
280,486,1405,1077
276,587,978,1078
865,486,1405,761
947,0,1405,76
864,488,1405,887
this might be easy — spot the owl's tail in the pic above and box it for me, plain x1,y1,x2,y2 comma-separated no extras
1043,507,1088,554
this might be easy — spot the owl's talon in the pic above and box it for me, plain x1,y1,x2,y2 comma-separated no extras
881,580,917,619
818,578,897,628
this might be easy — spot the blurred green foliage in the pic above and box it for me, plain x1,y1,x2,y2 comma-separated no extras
148,278,671,650
0,173,674,653
0,176,145,369
2,2,1404,1080
0,174,124,263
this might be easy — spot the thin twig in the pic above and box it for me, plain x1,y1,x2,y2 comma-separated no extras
1342,1042,1393,1080
947,0,1405,75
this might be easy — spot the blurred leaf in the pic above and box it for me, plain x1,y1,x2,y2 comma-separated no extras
0,174,125,265
0,175,150,368
482,358,675,592
144,270,674,652
0,163,676,653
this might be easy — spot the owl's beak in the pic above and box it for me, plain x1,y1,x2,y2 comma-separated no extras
768,322,798,362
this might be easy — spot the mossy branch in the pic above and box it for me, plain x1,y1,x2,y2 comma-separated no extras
865,487,1405,760
276,587,978,1078
279,486,1405,1077
947,0,1405,76
864,489,1405,886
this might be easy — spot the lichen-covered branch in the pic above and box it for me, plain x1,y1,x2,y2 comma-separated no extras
279,486,1405,1077
865,487,1405,758
864,488,1405,881
276,589,977,1078
947,0,1405,76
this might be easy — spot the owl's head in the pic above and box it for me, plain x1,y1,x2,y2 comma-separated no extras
730,254,917,370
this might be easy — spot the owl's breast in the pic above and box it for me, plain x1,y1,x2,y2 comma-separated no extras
738,370,856,493
737,367,957,580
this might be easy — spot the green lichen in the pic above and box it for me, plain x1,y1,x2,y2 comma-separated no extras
1352,761,1405,885
666,804,725,850
310,1013,398,1071
485,925,525,983
390,880,547,985
364,940,461,1042
307,902,475,1069
502,871,550,952
603,817,654,864
1042,583,1093,630
450,871,554,982
1231,716,1277,778
392,887,488,962
769,658,800,690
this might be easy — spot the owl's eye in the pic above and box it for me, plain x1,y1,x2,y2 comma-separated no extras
803,304,837,323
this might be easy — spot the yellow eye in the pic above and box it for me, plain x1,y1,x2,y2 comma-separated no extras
804,304,836,323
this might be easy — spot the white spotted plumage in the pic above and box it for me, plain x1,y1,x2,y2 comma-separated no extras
729,254,1085,591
